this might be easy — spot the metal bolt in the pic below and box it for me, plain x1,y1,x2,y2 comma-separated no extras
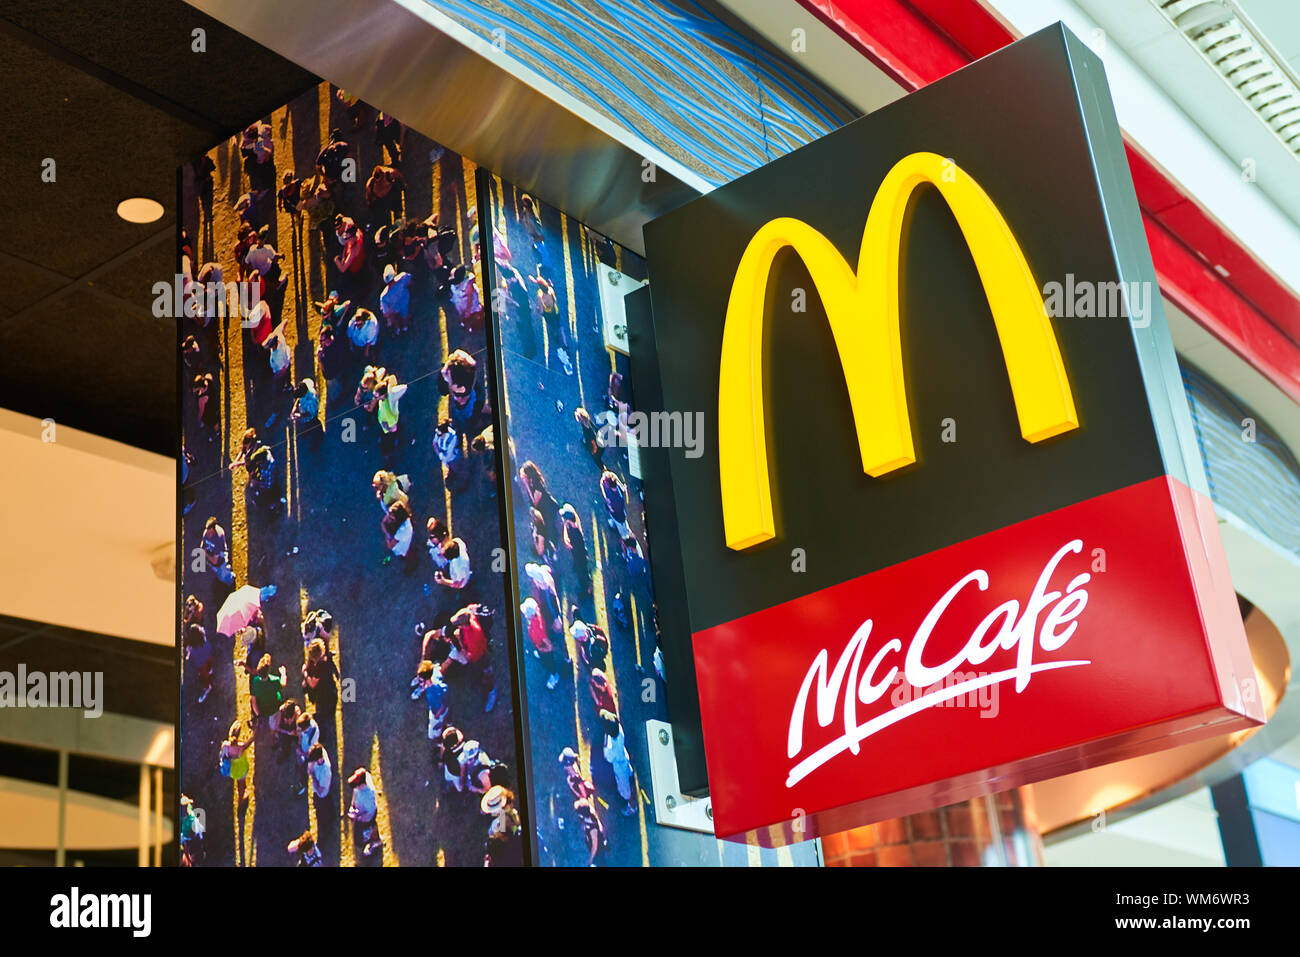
665,795,677,811
705,804,713,820
607,270,622,285
657,729,669,746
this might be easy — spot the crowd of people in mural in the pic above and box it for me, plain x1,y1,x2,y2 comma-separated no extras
485,194,672,866
179,87,519,866
179,81,687,867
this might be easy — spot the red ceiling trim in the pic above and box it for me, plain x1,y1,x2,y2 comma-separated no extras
797,0,1300,403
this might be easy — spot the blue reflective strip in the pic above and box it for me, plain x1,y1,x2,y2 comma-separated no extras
427,0,852,184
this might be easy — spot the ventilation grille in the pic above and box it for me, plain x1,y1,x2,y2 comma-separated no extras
1156,0,1300,157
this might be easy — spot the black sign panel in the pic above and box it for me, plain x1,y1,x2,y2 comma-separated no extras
632,24,1204,793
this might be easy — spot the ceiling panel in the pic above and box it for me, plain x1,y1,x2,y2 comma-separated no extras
0,0,317,454
0,288,176,452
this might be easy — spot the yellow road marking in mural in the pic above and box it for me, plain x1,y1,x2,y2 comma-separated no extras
369,731,398,866
620,554,651,866
636,775,650,866
227,307,248,587
336,625,352,868
232,637,254,868
430,155,457,535
224,245,253,866
299,587,317,845
289,426,300,520
586,512,648,865
436,848,446,867
628,592,643,670
302,197,323,434
277,105,299,523
559,216,581,380
463,157,486,414
319,85,331,149
564,219,588,412
462,158,478,263
588,515,617,708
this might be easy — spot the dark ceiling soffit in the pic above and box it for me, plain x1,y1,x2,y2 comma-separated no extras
183,0,700,254
0,16,228,139
0,228,173,334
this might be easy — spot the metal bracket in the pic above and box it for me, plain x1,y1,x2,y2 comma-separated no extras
646,719,714,833
596,263,645,357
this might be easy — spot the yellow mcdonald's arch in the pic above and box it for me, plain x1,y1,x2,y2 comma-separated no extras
718,151,1078,550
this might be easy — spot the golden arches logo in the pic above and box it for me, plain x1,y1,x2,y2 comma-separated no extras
718,151,1079,551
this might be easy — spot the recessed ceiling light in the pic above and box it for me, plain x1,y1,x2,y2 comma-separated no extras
117,197,164,223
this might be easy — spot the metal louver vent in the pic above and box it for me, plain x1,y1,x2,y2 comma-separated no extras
1156,0,1300,156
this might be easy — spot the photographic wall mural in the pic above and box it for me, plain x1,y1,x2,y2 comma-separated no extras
480,171,819,866
179,82,524,867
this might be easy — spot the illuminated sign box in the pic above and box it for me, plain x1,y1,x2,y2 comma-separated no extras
633,23,1264,844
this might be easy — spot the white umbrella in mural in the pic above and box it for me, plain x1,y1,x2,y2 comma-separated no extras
215,584,276,637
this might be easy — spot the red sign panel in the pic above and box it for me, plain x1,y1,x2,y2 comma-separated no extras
694,477,1263,843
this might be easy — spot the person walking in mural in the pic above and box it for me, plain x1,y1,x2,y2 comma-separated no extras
437,350,483,433
365,164,405,226
412,659,450,745
379,263,413,335
184,623,213,704
573,407,604,468
517,193,548,268
306,743,332,801
347,307,379,359
374,373,409,455
302,637,339,714
192,373,220,442
219,720,253,809
201,517,234,586
481,785,521,866
574,795,607,866
520,596,561,690
517,460,561,546
449,265,483,331
332,220,368,299
375,112,403,165
599,469,631,540
599,708,637,816
528,265,573,375
250,655,288,732
347,767,382,860
446,603,498,713
287,830,322,867
246,443,281,514
434,535,471,590
290,378,319,428
559,504,591,597
381,499,414,566
500,263,538,359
